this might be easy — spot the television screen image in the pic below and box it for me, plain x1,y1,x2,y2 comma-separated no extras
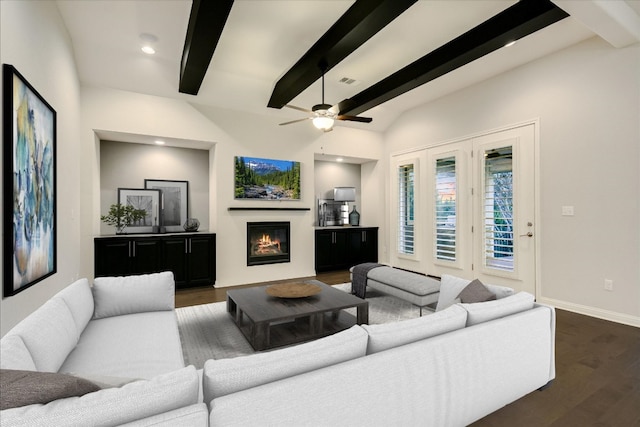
234,156,301,200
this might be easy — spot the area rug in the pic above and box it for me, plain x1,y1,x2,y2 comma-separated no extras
175,283,421,369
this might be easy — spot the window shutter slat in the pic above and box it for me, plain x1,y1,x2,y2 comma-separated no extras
483,148,514,272
434,156,456,262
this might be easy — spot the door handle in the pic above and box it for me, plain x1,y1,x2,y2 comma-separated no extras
520,232,533,237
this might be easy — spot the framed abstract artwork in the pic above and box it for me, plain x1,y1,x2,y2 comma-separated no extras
3,64,57,296
117,188,161,234
144,179,188,232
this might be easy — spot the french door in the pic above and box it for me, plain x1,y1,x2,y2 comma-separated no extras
424,124,536,293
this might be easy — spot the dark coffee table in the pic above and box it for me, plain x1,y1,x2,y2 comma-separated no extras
226,281,368,351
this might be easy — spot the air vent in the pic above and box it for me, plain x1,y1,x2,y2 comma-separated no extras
338,77,359,85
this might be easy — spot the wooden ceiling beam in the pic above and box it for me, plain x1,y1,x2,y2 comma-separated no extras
267,0,417,109
179,0,234,95
337,0,569,116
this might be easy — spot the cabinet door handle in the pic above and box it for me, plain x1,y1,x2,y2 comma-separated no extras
189,239,192,254
128,241,132,258
362,231,366,243
132,241,136,257
185,240,188,254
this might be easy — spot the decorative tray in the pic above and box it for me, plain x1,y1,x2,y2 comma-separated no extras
265,283,322,298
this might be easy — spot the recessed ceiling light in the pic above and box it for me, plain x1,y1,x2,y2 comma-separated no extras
154,140,165,145
140,33,158,55
336,157,344,162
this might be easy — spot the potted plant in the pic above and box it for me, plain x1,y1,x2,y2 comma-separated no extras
101,203,147,234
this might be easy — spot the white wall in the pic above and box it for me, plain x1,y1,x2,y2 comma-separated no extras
193,105,384,287
314,160,361,201
78,89,384,289
385,37,640,326
1,0,82,335
99,141,210,234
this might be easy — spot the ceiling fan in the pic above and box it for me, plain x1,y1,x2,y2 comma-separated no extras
279,65,372,132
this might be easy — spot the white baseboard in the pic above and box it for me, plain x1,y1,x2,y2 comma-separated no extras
538,297,640,328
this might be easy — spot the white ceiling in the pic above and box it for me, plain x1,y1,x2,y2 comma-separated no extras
56,0,639,134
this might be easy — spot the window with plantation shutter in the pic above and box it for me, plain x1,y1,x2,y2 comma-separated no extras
435,157,456,262
483,147,514,271
398,164,414,255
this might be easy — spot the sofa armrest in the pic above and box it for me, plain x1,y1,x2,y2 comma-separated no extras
0,366,200,427
92,272,175,319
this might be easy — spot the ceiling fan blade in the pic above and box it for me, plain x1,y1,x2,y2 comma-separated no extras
284,104,313,114
337,115,372,123
279,117,311,126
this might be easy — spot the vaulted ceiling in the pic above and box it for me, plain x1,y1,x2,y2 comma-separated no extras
56,0,640,133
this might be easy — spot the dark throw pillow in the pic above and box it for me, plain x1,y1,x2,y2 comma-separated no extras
0,369,101,410
456,279,496,303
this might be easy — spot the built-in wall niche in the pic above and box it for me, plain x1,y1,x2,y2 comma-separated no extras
314,160,362,200
99,140,210,235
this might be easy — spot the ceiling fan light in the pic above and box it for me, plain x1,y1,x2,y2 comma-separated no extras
313,116,334,131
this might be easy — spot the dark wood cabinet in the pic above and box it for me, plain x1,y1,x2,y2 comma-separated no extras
160,234,216,288
315,227,378,272
94,233,216,289
347,228,378,266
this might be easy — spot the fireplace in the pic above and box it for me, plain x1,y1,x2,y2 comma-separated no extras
247,222,290,266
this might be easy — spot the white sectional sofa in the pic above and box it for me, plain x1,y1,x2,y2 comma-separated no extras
0,272,207,426
204,275,556,426
1,272,555,426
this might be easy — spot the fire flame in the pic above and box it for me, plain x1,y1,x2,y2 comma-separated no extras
255,234,281,254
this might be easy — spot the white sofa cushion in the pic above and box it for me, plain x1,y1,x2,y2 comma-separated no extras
0,335,37,371
0,366,200,427
362,304,467,354
460,292,535,326
8,298,78,372
60,311,184,380
93,272,175,319
436,275,514,311
118,403,209,427
203,325,368,404
367,267,440,296
54,278,95,338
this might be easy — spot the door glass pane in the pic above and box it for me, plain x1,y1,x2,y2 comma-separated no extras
398,164,414,255
435,157,456,261
483,147,514,271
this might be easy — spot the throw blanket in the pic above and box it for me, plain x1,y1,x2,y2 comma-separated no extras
351,263,384,299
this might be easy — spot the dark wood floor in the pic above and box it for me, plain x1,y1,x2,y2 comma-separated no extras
176,271,640,426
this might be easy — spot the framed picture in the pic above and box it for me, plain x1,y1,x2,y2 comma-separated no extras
144,179,188,232
234,156,301,200
3,64,57,297
117,188,161,234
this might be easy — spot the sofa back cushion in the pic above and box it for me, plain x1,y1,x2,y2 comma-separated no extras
0,366,200,426
203,325,368,405
436,275,514,311
54,278,94,339
7,298,78,372
0,335,37,371
362,304,467,354
460,292,535,326
92,272,175,319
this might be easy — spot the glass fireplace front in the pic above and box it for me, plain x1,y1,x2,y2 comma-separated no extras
246,221,290,266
